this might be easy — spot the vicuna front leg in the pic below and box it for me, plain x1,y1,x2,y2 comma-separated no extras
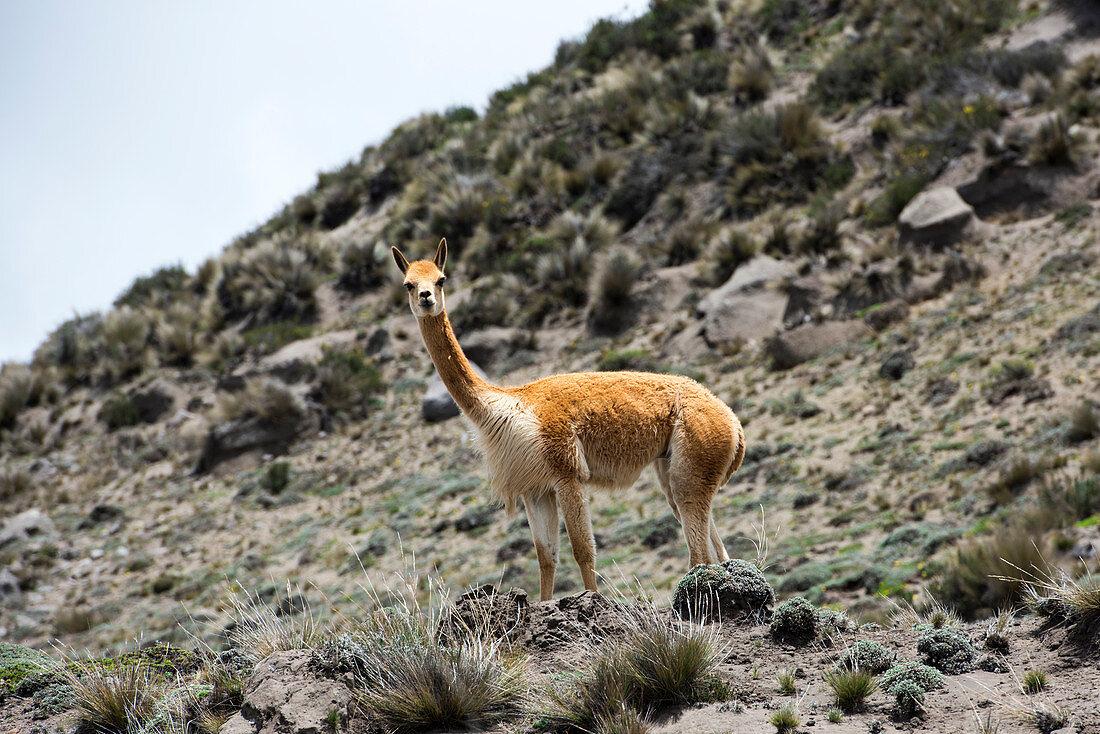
556,480,598,593
523,492,559,602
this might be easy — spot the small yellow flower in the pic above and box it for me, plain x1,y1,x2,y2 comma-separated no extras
963,105,975,115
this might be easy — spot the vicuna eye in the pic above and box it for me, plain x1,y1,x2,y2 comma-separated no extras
436,277,446,287
404,283,414,292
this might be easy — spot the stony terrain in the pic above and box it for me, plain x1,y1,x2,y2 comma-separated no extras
2,0,1100,731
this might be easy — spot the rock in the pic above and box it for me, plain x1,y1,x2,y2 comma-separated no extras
833,259,913,318
128,380,179,424
364,327,391,358
422,361,488,422
0,567,22,607
632,264,695,322
897,187,978,247
640,514,681,549
698,256,793,314
880,350,915,380
230,650,353,734
863,299,910,331
924,378,959,406
765,320,872,370
0,510,57,548
76,504,125,530
438,586,529,644
251,331,358,382
460,327,525,371
783,274,837,327
196,412,319,474
957,161,1048,218
988,378,1054,406
698,256,793,347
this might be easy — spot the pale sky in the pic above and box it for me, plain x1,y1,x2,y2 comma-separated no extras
0,0,647,362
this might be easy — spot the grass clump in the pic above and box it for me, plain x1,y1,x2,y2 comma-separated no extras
826,708,843,723
935,526,1047,619
1029,114,1080,167
65,660,166,734
99,395,140,431
1021,669,1048,694
823,668,877,713
769,704,800,733
1025,568,1100,648
546,608,725,732
588,249,640,335
917,627,978,674
227,587,321,665
769,596,816,644
337,240,385,293
216,379,306,427
776,670,796,695
0,465,32,501
1064,401,1100,443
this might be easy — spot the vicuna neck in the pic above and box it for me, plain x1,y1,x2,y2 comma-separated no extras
418,311,494,423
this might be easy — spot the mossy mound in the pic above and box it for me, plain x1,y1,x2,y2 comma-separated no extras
671,559,775,623
769,596,817,644
880,661,946,694
837,640,895,673
916,627,978,674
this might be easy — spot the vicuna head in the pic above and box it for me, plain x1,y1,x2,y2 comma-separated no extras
392,238,447,318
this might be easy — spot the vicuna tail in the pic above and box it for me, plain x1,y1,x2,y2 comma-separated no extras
722,421,746,487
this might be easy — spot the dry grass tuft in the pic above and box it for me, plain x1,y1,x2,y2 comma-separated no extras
225,585,321,665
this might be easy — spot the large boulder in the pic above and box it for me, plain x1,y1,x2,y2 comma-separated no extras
697,256,793,347
783,274,837,327
250,331,359,382
765,320,872,370
220,651,353,734
897,187,978,248
421,361,488,422
197,412,319,474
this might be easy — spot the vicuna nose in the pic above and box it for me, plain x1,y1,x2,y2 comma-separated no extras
419,290,432,299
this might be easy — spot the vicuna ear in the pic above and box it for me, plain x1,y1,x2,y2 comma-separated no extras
433,238,447,271
392,246,410,275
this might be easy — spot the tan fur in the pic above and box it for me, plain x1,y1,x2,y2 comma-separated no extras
394,240,745,601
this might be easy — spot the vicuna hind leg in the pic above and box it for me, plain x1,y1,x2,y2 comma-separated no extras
668,420,733,567
523,492,559,602
709,514,729,562
556,479,598,593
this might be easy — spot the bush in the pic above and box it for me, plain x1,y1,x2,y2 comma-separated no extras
155,302,203,367
598,350,660,373
705,227,758,284
605,152,669,230
917,627,977,674
546,607,724,732
729,44,773,102
0,465,32,501
337,240,385,293
114,263,189,309
981,42,1066,87
1030,114,1079,167
310,346,383,417
98,307,152,382
588,249,640,335
879,661,945,694
769,596,816,644
1065,402,1100,443
261,461,291,493
99,395,140,431
671,560,775,624
893,679,924,718
319,181,362,229
866,172,927,227
823,668,877,713
0,363,52,429
216,379,306,427
216,241,321,326
837,640,895,674
935,526,1047,619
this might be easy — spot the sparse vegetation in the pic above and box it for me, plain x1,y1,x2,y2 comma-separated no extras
769,704,800,733
1021,670,1048,694
770,596,817,644
776,670,795,695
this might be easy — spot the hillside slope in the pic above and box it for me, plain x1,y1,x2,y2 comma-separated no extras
1,0,1098,672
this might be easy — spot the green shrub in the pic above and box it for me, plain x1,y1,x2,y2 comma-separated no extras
598,350,660,373
917,627,977,674
443,105,478,124
261,461,291,493
893,679,924,718
880,661,945,694
837,640,894,674
671,560,775,623
310,346,383,417
866,172,927,226
823,668,877,713
241,321,314,356
99,395,140,431
667,51,729,97
769,597,816,644
0,363,51,429
114,263,189,309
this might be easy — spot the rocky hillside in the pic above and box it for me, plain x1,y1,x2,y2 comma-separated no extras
1,0,1098,700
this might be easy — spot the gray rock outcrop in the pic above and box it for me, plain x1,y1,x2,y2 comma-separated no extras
897,187,978,247
765,320,872,370
422,361,488,422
